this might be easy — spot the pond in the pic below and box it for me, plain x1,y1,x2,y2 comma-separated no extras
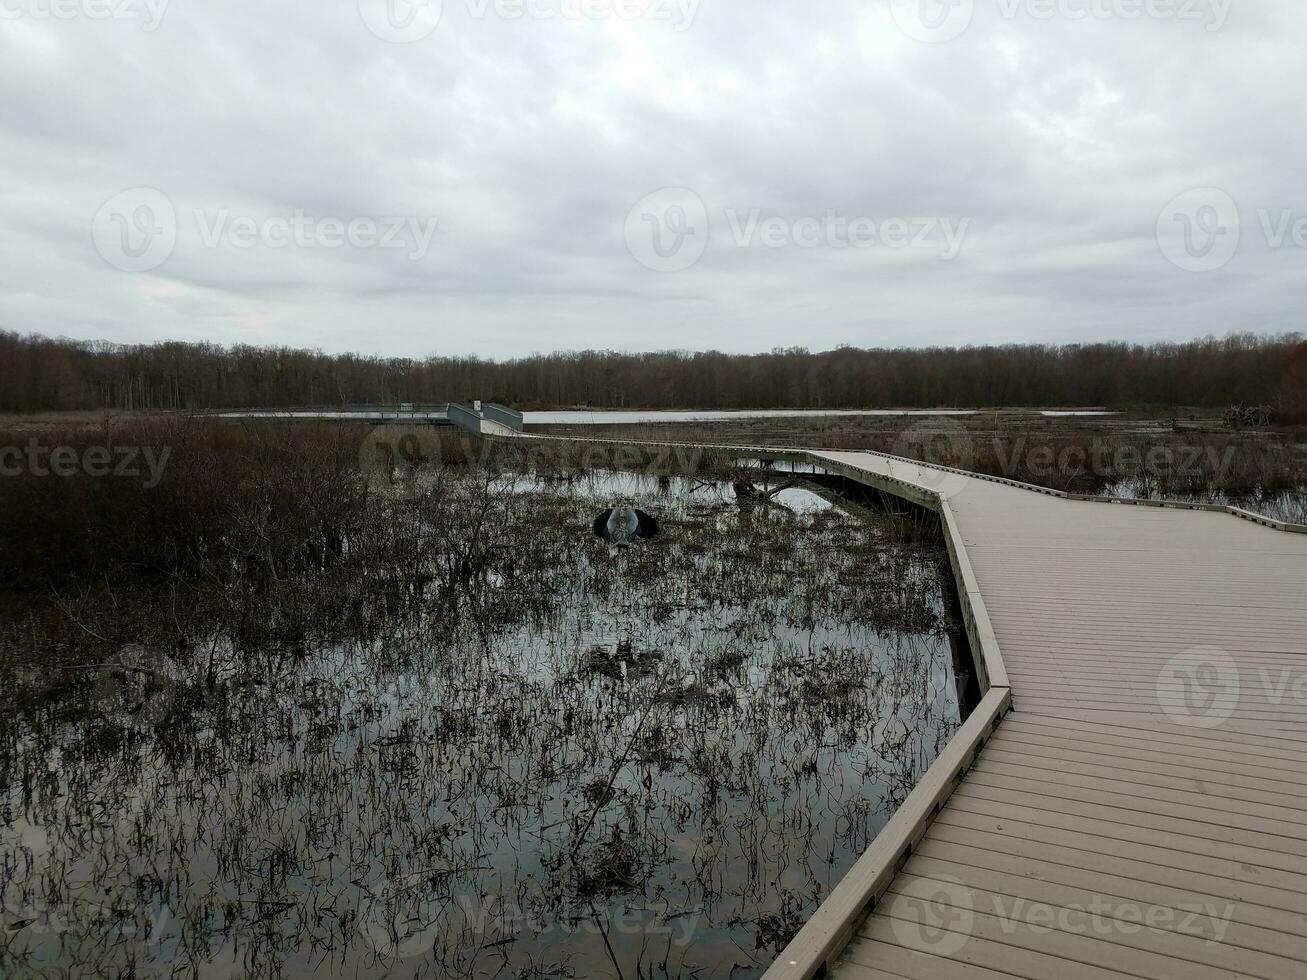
0,465,968,979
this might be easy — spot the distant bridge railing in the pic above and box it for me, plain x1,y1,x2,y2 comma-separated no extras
444,403,482,433
480,403,524,432
196,401,530,436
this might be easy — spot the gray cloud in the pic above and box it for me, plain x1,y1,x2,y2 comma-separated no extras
0,0,1303,356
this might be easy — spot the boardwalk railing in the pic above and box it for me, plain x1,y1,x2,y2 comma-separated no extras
484,430,1307,534
445,403,482,434
481,403,525,432
203,402,531,437
761,689,1012,980
835,446,1307,533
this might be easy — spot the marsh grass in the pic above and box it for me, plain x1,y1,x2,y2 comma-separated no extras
0,424,965,979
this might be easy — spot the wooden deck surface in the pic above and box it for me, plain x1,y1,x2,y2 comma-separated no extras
771,450,1307,980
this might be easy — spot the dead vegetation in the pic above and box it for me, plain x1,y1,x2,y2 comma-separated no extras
537,413,1307,520
0,423,965,979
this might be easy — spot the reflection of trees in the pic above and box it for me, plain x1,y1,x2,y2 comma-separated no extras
0,477,964,979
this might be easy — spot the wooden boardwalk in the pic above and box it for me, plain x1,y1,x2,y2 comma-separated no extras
759,450,1307,980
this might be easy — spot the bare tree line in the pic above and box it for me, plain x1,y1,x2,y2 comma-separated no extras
2,330,1304,416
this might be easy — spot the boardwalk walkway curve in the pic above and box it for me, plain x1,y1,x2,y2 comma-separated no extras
496,432,1307,980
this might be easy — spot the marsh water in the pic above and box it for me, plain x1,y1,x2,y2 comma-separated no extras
1106,478,1307,524
1,467,966,979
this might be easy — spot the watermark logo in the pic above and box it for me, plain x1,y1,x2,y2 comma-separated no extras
625,187,710,273
891,418,975,499
1158,188,1307,272
93,645,178,733
1157,187,1240,273
989,436,1236,487
887,876,1235,955
1,888,173,942
625,189,969,272
359,0,444,42
889,0,1233,41
193,210,439,260
359,0,698,38
1000,0,1232,30
1157,646,1240,728
889,0,975,43
990,892,1234,942
0,440,171,487
469,0,698,28
362,877,443,958
724,210,969,258
92,189,440,272
888,874,974,956
1256,208,1307,252
92,187,177,273
359,424,446,479
0,0,171,31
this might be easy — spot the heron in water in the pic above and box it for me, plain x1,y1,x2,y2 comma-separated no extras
593,505,661,547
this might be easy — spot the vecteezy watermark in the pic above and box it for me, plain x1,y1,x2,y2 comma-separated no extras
92,187,439,273
464,0,699,29
92,187,178,274
359,424,446,478
93,645,180,733
0,0,170,31
1157,187,1307,273
625,188,970,273
453,895,701,947
358,0,444,42
888,874,974,955
193,210,438,261
891,419,975,499
991,436,1237,485
359,0,699,42
362,876,444,958
1156,187,1241,273
724,210,969,257
888,874,1235,956
1157,647,1240,728
0,888,173,943
889,0,976,43
0,441,171,487
625,188,711,273
1158,646,1307,729
360,885,702,959
360,425,711,482
460,433,709,478
888,0,1232,43
886,423,1237,489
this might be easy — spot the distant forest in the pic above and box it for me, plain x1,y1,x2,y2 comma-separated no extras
2,330,1305,416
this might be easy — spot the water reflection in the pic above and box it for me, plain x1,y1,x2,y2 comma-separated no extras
1105,477,1307,524
0,470,965,979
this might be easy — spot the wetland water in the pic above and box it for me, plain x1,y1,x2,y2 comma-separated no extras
1,468,967,979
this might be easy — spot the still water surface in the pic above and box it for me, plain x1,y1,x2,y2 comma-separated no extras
1,471,965,979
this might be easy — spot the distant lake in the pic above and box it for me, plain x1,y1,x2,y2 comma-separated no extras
527,409,979,424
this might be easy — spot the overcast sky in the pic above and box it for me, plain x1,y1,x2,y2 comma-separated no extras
1,0,1304,357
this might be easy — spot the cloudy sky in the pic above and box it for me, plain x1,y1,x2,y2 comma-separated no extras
1,0,1304,356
